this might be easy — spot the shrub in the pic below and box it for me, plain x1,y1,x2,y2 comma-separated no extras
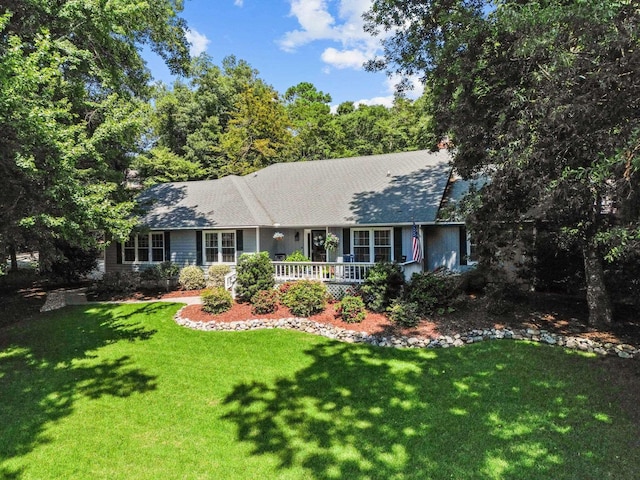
387,300,421,328
404,269,458,316
207,264,231,288
361,262,404,312
179,265,206,290
281,280,327,317
141,261,180,282
277,281,295,296
251,289,279,315
47,241,99,283
97,272,141,295
336,295,366,323
457,266,489,294
235,252,275,302
284,250,310,262
201,287,233,314
158,261,180,278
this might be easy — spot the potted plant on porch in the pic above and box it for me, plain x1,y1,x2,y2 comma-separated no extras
323,233,340,279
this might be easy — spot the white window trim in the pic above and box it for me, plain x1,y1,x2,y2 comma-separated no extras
351,228,393,263
203,230,236,264
466,233,478,266
122,232,165,264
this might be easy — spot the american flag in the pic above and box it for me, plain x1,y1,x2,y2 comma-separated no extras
412,222,422,263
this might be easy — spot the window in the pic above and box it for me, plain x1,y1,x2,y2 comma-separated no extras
204,231,236,263
352,228,392,263
467,235,478,264
151,233,165,262
123,233,164,263
459,226,478,266
353,230,370,262
373,230,392,262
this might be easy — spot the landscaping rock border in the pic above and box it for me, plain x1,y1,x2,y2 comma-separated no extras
40,288,88,312
175,307,639,359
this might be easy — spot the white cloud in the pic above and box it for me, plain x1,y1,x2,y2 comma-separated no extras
279,0,337,52
234,0,244,5
321,47,368,69
185,29,210,57
279,0,379,70
329,74,425,112
385,74,425,99
355,96,395,108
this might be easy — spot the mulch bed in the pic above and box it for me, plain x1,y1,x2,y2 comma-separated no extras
160,289,640,345
178,302,443,339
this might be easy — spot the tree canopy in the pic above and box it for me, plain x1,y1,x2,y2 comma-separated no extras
0,1,189,270
138,58,437,184
365,0,640,326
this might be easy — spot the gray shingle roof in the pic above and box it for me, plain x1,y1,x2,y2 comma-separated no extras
137,149,453,229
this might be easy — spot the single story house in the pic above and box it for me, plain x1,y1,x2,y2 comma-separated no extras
105,149,477,284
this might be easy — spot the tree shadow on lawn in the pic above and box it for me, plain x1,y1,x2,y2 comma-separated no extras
223,340,637,479
0,303,161,479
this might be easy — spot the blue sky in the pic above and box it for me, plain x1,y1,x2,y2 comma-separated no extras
143,0,423,109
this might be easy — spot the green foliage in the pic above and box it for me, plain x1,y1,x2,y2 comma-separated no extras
404,269,458,317
250,289,280,315
387,300,421,328
281,280,327,317
336,295,366,323
277,282,295,296
178,265,206,290
284,250,310,262
364,0,640,326
201,287,233,314
0,0,189,269
48,241,99,283
147,53,436,183
361,262,404,312
207,264,231,288
133,146,207,186
141,261,180,282
96,272,141,296
235,252,275,302
324,232,339,252
219,83,295,175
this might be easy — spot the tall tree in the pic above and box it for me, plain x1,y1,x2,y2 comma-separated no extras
220,83,295,175
1,1,189,269
284,82,340,161
365,0,640,326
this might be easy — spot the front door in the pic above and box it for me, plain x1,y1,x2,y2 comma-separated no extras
310,230,326,262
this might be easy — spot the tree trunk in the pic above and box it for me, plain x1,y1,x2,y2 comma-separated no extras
9,244,18,271
582,244,613,327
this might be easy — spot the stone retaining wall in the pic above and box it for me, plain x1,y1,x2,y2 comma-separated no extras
175,308,638,359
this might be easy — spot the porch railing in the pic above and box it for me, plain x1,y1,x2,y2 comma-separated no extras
272,261,373,284
224,270,237,292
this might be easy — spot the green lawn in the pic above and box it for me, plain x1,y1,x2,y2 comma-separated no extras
0,303,637,479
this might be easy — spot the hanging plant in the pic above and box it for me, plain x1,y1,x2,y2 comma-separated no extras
324,232,339,251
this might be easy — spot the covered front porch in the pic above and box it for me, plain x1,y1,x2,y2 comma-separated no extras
273,260,372,284
224,259,423,294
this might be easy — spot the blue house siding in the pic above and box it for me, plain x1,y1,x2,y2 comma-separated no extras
104,225,468,274
240,229,257,256
169,230,197,266
425,225,463,271
104,240,128,273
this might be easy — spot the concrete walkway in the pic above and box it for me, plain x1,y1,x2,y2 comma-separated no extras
112,296,203,305
41,288,202,312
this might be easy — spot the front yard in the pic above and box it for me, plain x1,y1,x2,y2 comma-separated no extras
1,302,639,479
